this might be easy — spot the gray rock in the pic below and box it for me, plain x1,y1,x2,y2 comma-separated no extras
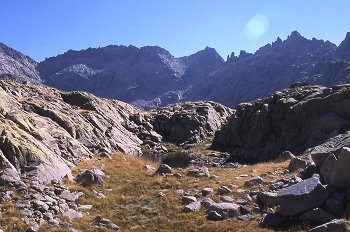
330,147,350,189
184,201,201,213
201,198,216,209
155,164,172,175
43,212,54,221
320,154,337,184
32,200,49,213
182,196,197,205
59,190,81,202
16,200,31,209
258,192,279,207
208,202,240,219
202,187,213,196
276,177,329,216
217,186,232,195
144,165,156,171
238,214,254,221
149,101,233,144
300,208,338,225
259,213,289,228
275,151,295,162
187,167,210,178
95,216,120,230
63,209,83,219
220,196,234,203
239,205,252,215
244,176,264,188
207,210,223,221
0,167,20,185
78,204,93,211
309,219,349,232
288,158,308,172
75,170,103,186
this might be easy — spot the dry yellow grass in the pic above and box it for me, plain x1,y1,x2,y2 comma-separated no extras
0,195,28,231
44,152,296,232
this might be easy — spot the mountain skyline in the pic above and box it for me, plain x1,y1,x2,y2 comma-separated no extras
2,0,350,61
1,30,349,110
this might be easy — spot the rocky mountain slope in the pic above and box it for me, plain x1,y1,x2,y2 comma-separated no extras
34,31,350,109
0,76,231,183
212,83,350,163
2,31,350,110
0,43,40,82
37,46,224,109
0,76,153,182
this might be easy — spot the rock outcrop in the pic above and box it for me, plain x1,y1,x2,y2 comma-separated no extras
0,79,161,182
212,84,350,163
148,101,233,144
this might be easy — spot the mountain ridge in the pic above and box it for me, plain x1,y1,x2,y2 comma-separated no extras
1,30,350,109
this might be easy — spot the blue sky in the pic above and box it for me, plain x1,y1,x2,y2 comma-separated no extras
1,0,350,61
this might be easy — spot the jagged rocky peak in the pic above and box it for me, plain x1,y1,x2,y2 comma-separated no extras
336,31,350,60
183,46,224,66
0,42,40,82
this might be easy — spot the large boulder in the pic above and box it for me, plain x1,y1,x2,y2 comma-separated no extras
276,177,328,216
75,170,103,186
330,147,350,189
309,219,349,232
149,101,233,144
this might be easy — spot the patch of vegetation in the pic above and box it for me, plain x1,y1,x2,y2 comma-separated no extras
45,152,296,232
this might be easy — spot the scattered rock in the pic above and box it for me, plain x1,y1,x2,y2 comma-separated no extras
202,188,214,196
208,203,240,219
217,186,232,195
182,196,197,205
155,164,172,175
95,216,120,230
275,151,295,162
309,219,349,232
244,176,264,188
288,158,309,172
207,210,223,221
201,198,216,209
144,165,156,171
184,201,201,213
75,170,103,186
238,214,254,221
276,177,329,216
186,167,210,178
220,196,234,203
63,209,83,219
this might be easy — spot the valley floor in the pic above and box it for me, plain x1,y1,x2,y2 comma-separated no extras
37,152,295,232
